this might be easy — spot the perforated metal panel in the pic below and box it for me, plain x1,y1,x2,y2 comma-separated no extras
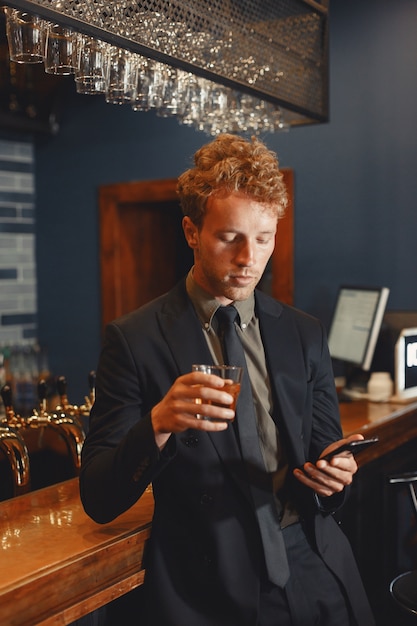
4,0,329,127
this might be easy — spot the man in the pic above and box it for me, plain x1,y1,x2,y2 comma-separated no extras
80,134,375,626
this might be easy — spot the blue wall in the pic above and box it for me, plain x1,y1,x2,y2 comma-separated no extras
35,0,417,402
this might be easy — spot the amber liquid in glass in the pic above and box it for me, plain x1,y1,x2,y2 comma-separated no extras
198,381,241,422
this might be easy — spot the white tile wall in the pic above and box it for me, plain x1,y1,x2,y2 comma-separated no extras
0,139,37,347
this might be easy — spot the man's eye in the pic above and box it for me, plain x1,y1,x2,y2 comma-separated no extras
257,237,272,245
219,235,237,243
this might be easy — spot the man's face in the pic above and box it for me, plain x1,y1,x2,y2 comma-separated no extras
183,192,277,304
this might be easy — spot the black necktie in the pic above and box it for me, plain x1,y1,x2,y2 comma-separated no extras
216,305,290,588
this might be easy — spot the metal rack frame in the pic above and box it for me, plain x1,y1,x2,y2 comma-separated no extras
3,0,329,127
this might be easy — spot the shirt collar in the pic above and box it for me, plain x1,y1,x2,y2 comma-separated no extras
186,269,255,331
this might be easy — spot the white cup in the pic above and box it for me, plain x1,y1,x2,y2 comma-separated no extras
367,372,393,402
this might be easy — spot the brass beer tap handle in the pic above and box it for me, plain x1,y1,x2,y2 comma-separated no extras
1,384,21,426
56,375,70,409
25,378,50,428
78,371,97,418
0,384,31,494
88,370,96,404
37,379,48,415
56,375,80,417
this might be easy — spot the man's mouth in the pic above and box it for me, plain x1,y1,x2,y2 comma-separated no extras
230,275,256,285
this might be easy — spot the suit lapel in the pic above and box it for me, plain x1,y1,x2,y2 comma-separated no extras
157,285,213,375
256,292,307,463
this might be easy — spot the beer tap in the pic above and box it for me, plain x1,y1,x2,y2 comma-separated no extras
0,384,31,496
55,375,79,417
26,379,52,428
87,370,96,409
33,379,86,473
78,370,96,417
3,379,86,483
56,372,96,433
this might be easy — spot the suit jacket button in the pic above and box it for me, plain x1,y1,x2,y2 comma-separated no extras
202,554,213,568
200,493,213,506
181,435,199,447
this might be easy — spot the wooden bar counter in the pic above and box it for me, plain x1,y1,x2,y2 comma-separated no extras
339,397,417,464
0,479,154,625
0,399,416,625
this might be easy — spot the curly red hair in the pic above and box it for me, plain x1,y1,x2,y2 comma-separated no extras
177,133,287,227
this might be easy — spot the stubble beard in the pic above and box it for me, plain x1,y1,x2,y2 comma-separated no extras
212,273,260,302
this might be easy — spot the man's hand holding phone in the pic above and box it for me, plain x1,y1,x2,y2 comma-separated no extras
293,434,378,498
320,436,379,462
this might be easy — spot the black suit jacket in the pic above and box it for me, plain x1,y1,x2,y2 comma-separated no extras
80,280,374,626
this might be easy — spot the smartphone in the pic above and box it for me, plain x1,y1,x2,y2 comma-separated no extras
321,437,379,462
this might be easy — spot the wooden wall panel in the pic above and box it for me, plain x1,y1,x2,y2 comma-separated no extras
272,168,294,305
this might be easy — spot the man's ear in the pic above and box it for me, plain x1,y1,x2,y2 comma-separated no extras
182,216,199,249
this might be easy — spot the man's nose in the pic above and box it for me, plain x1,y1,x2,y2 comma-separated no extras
235,240,255,265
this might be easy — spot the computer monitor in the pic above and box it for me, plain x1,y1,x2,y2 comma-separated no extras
328,285,390,391
372,311,417,402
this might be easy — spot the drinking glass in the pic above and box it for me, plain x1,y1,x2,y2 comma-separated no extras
178,74,202,126
192,364,243,421
146,60,166,109
105,47,138,105
44,23,76,74
5,8,44,63
132,59,152,111
74,34,109,95
156,67,188,118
